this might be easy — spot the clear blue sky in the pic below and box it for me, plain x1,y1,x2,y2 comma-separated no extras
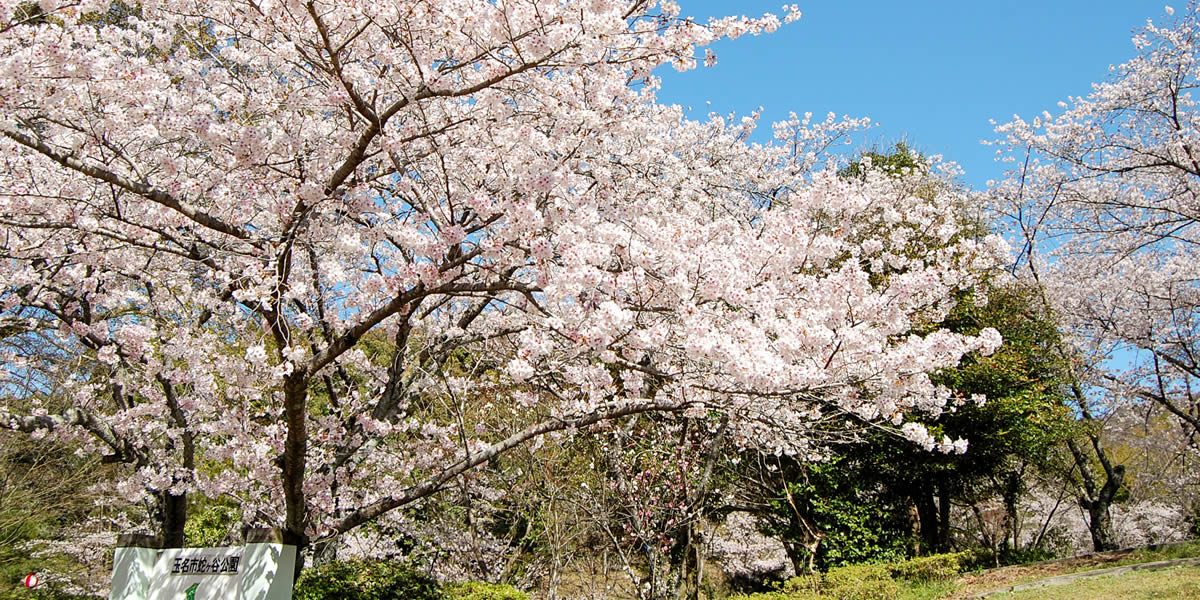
656,1,1170,189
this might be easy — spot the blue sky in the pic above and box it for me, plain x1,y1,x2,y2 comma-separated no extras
656,1,1170,190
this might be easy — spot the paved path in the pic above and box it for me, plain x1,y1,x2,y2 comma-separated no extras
967,556,1200,598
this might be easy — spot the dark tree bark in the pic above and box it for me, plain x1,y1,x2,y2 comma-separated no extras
158,491,188,548
936,479,952,551
911,477,953,555
913,487,941,554
1066,436,1124,552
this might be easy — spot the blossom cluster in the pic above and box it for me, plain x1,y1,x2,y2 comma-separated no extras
0,0,1005,548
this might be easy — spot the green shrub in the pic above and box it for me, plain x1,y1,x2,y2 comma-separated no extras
888,552,969,583
29,590,96,600
184,502,239,547
445,582,529,600
726,592,808,600
779,574,822,595
724,573,823,600
820,563,898,600
1142,539,1200,561
293,559,443,600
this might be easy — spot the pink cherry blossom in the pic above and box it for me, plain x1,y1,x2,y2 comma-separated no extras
0,0,1003,554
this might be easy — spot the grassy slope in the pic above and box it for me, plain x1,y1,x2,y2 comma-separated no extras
943,542,1200,599
997,566,1200,600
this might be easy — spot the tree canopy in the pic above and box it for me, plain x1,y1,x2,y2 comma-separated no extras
0,0,1004,556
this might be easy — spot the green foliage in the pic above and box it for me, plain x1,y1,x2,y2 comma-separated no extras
27,590,95,600
729,553,972,600
896,581,959,600
10,3,47,25
778,574,822,594
888,552,970,583
726,552,974,600
820,564,898,600
759,455,913,570
293,564,531,600
838,143,925,180
75,1,142,27
1132,540,1200,562
0,432,109,600
728,581,820,600
808,463,913,568
750,148,1076,567
293,560,444,600
726,592,804,600
445,582,529,600
832,284,1075,555
184,502,239,547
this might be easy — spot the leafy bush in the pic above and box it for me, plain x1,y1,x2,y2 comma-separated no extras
820,563,898,600
445,582,529,600
726,591,813,600
888,552,969,582
778,575,822,595
729,556,969,600
184,502,239,547
724,575,824,600
293,560,443,600
28,590,96,600
758,458,915,572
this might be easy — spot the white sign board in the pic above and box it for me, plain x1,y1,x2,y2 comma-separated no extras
149,547,243,600
110,541,295,600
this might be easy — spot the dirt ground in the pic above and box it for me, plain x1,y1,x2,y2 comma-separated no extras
943,550,1144,599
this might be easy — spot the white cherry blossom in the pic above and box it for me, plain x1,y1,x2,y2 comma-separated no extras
0,0,1002,551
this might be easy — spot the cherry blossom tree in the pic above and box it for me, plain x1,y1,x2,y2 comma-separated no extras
1,0,1005,558
992,3,1200,439
989,3,1200,550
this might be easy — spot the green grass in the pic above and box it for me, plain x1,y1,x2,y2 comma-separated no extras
941,542,1200,599
894,580,957,600
1128,540,1200,562
1031,541,1200,580
999,565,1200,600
729,544,1200,600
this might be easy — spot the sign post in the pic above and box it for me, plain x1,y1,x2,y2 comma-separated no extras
110,535,159,600
109,530,295,600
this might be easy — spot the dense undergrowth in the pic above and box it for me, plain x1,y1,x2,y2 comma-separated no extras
292,561,528,600
727,541,1200,600
728,553,968,600
20,541,1200,600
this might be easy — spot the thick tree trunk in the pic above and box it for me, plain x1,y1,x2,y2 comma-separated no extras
1082,497,1118,552
782,541,806,577
1066,437,1124,552
1000,470,1023,553
674,523,690,600
913,488,941,554
161,491,188,548
282,373,311,557
159,377,194,549
936,480,952,552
